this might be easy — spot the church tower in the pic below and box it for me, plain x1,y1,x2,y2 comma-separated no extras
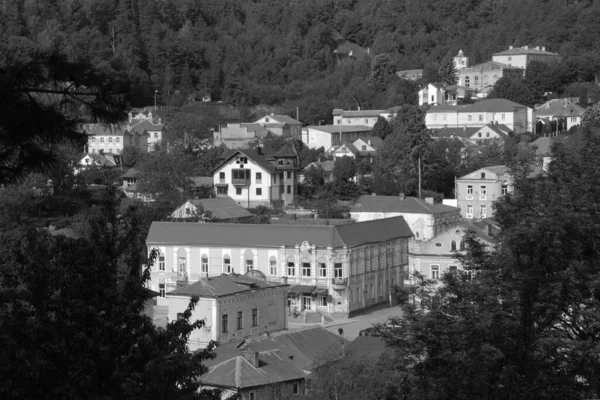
453,49,469,71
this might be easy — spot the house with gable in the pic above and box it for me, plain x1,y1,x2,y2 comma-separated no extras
455,165,512,220
535,98,584,135
352,136,383,162
170,196,254,222
254,113,303,139
304,125,372,150
469,123,513,143
332,109,384,127
213,123,271,149
212,143,300,208
76,152,120,174
419,83,446,106
492,45,562,70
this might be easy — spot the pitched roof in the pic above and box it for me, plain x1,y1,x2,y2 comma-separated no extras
433,127,478,139
122,168,142,179
462,98,528,112
307,125,372,134
303,160,335,172
458,165,510,180
334,110,385,118
168,274,287,298
81,153,118,168
262,114,302,125
334,143,359,156
273,142,299,158
146,217,412,249
350,196,460,215
212,149,275,174
189,197,253,220
384,106,403,114
132,119,163,133
475,124,512,139
535,98,584,118
354,136,384,149
239,123,270,137
494,46,560,56
88,124,125,136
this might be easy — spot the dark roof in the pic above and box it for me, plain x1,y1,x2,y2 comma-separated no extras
132,119,163,133
122,168,142,179
81,153,118,168
262,114,302,125
168,274,287,298
189,197,253,220
535,98,584,118
307,125,372,134
147,217,412,249
355,136,384,149
212,149,275,174
475,124,512,139
493,46,560,56
351,196,459,214
334,143,359,155
273,142,299,158
433,127,478,139
462,99,528,112
303,160,335,172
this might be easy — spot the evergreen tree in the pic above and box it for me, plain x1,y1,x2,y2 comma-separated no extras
438,53,457,85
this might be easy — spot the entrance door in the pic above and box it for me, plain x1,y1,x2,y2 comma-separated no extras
302,296,312,311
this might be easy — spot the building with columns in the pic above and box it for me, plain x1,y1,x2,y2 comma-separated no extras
145,217,412,317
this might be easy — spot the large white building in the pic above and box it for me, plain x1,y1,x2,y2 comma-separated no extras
492,45,562,70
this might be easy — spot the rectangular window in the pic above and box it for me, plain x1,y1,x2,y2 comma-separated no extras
224,257,231,274
362,145,366,150
502,185,508,195
365,119,368,124
302,263,311,277
256,172,262,182
185,207,191,215
236,187,242,195
467,204,473,218
159,283,165,297
479,115,483,121
273,174,277,184
250,392,256,400
481,204,487,219
287,262,295,276
219,172,225,180
480,185,487,195
334,263,342,278
159,256,165,271
468,115,472,122
100,137,105,143
251,308,258,327
501,114,506,120
287,171,291,179
116,137,120,143
222,314,228,333
232,169,250,181
256,188,262,196
270,259,277,275
319,297,327,306
293,382,299,395
287,185,291,194
319,263,326,277
154,132,158,138
467,185,473,195
431,265,440,280
108,137,113,143
236,311,243,331
201,257,208,273
246,259,253,272
217,186,227,194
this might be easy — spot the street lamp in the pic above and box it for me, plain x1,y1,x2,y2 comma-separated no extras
154,90,158,111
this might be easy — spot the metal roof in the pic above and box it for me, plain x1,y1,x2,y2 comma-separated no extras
188,197,253,220
493,46,560,56
535,98,584,118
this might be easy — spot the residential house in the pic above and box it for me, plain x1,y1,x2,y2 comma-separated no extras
535,98,584,135
76,152,120,174
145,217,412,317
455,165,512,220
300,160,335,184
457,61,523,92
331,137,382,165
85,124,148,154
213,123,270,149
254,114,303,139
170,196,255,222
212,143,300,208
350,195,461,241
469,123,512,143
419,83,446,106
396,69,423,81
121,168,155,202
492,45,562,70
443,85,478,104
425,98,534,134
199,326,347,399
304,125,372,150
332,109,384,127
133,119,164,151
166,274,289,350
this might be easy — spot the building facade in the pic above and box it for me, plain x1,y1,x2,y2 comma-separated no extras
492,45,562,70
535,98,584,135
85,124,148,154
254,114,303,138
332,109,384,127
455,165,512,220
304,125,372,150
457,61,523,91
213,123,269,149
145,217,412,317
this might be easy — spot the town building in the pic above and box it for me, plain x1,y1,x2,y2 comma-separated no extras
453,49,469,70
457,61,523,92
419,83,446,106
425,98,534,133
535,98,584,135
213,123,270,149
212,144,300,208
85,124,148,154
331,137,382,163
199,326,347,399
300,160,335,184
76,152,121,174
492,45,562,70
350,195,461,241
455,165,512,220
145,216,412,317
304,125,372,150
254,113,303,139
332,109,385,127
170,196,254,222
166,274,289,350
396,69,423,81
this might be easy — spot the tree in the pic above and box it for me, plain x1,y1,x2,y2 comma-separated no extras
332,156,357,182
438,53,457,86
367,54,395,92
371,116,393,140
120,145,146,168
488,76,538,107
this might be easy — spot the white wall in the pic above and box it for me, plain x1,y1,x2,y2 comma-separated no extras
213,157,273,206
306,128,333,150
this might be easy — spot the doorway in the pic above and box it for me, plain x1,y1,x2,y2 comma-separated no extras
302,296,312,311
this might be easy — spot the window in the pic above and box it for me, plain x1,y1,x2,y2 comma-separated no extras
177,248,187,276
481,204,487,219
116,137,121,143
449,265,458,274
177,313,184,320
108,137,113,144
154,132,158,138
293,382,299,395
481,172,486,179
302,262,311,277
224,255,231,274
483,75,488,85
467,204,473,218
465,76,470,87
460,241,466,251
365,119,368,124
235,156,248,164
287,171,291,179
246,259,253,272
479,115,483,122
468,115,472,122
251,308,258,327
159,283,165,297
270,256,277,275
222,314,228,333
474,76,479,85
185,207,191,215
493,75,498,82
370,284,374,298
256,172,262,182
219,172,225,180
486,132,490,137
201,255,208,273
100,137,105,143
287,185,291,194
249,392,256,400
256,188,262,196
571,117,577,122
501,114,505,120
232,169,250,181
451,240,456,251
467,185,473,195
480,185,487,196
217,186,227,195
502,184,509,195
378,281,381,296
236,311,243,331
91,137,96,142
273,174,277,184
319,296,327,306
158,254,165,271
478,132,482,137
334,263,342,278
508,56,512,61
265,117,269,123
362,145,367,150
287,262,295,276
319,262,326,277
336,119,341,124
236,187,242,195
431,265,440,280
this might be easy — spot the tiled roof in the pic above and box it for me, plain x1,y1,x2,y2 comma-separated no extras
266,114,302,125
307,125,372,134
146,217,412,248
477,124,512,138
132,119,163,133
535,98,584,118
494,46,560,56
462,99,528,112
334,143,359,155
89,124,125,136
273,142,299,158
189,197,253,220
303,160,335,172
270,218,354,226
81,153,118,168
168,274,287,298
484,165,510,175
433,127,478,139
212,149,275,174
350,196,460,215
355,136,384,149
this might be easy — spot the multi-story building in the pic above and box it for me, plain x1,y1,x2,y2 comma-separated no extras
212,144,300,208
535,98,584,135
213,123,270,149
166,274,288,350
145,216,413,317
85,124,148,154
304,125,372,150
332,109,385,127
457,61,523,91
455,165,512,220
254,113,303,139
426,98,534,134
492,45,562,70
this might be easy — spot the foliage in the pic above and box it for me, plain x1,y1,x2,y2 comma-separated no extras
332,156,357,182
488,77,538,107
438,53,458,86
120,145,146,168
371,116,393,140
367,54,396,92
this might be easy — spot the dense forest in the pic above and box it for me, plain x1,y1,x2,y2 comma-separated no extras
3,0,600,124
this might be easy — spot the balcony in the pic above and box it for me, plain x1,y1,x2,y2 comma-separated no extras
331,277,347,290
232,178,250,186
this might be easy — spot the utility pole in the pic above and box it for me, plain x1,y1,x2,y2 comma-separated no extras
418,154,422,199
154,90,158,111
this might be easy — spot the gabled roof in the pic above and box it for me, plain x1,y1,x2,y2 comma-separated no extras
303,160,335,172
168,274,287,298
350,196,460,215
334,143,359,156
188,197,253,220
146,217,412,249
434,127,478,139
535,98,584,118
458,165,509,180
273,142,299,158
239,123,270,138
88,124,125,137
354,136,383,149
259,114,302,125
307,125,372,134
473,124,512,139
494,46,560,56
132,119,163,133
122,168,142,179
212,149,275,174
462,99,528,112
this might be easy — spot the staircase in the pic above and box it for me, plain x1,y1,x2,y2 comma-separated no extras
317,310,334,324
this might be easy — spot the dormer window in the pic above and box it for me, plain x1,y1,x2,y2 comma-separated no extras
481,172,486,179
236,156,248,164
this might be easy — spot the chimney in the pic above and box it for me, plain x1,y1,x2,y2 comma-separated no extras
535,46,540,51
524,45,528,49
242,349,260,368
542,46,546,51
257,146,262,155
425,197,434,204
509,46,513,50
368,139,371,145
399,193,405,200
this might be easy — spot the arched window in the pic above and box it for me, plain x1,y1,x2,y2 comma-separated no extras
244,249,254,273
201,255,208,274
464,76,470,87
269,256,277,275
451,240,457,251
177,248,187,276
483,75,488,85
223,255,231,274
474,76,479,85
